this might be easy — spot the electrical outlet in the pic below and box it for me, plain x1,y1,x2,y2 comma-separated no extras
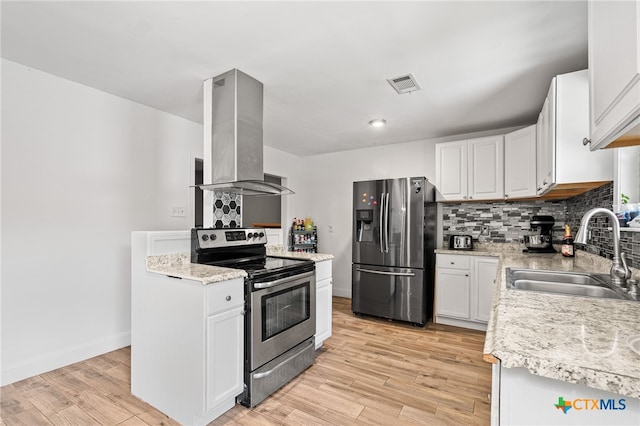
328,225,334,233
171,206,186,217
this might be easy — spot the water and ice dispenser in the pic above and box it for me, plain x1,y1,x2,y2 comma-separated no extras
356,209,374,242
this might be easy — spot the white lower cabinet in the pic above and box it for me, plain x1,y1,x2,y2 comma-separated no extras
435,254,498,331
131,273,244,426
205,306,244,412
493,363,640,425
315,259,333,349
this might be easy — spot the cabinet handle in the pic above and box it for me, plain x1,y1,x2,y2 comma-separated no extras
504,194,508,198
582,138,591,146
450,261,455,265
463,195,468,200
465,274,469,277
469,196,473,200
225,295,231,301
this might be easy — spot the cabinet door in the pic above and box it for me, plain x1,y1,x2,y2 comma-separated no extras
472,257,498,323
315,278,332,349
536,84,554,194
435,140,468,201
504,125,537,199
468,135,504,200
589,0,640,150
265,229,283,246
205,307,244,412
436,268,470,319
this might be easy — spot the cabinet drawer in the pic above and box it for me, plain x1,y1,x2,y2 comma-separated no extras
437,254,470,270
206,278,244,315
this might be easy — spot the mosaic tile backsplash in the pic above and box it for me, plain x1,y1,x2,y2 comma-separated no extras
442,182,640,269
565,182,640,269
442,201,566,243
212,191,242,228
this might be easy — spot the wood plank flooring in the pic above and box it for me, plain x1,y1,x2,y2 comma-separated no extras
1,297,491,425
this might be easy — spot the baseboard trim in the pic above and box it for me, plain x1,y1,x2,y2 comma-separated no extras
332,288,351,298
1,331,131,386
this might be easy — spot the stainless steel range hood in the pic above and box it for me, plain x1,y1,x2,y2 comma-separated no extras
196,69,294,196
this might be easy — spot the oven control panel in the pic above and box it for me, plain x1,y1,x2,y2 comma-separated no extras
194,228,267,249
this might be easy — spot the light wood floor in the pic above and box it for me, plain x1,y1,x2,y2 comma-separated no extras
1,297,491,425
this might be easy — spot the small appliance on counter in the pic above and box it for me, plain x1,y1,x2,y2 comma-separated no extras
448,234,473,250
523,215,557,253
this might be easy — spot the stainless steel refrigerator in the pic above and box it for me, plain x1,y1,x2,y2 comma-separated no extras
352,177,438,326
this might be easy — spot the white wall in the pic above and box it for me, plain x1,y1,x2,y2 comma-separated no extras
263,145,307,231
1,59,202,385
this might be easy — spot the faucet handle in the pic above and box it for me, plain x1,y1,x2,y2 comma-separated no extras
621,252,632,281
628,279,639,296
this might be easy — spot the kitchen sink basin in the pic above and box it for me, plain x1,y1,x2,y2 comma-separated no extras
506,268,632,300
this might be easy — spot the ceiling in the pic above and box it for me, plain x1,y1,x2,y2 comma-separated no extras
1,1,588,157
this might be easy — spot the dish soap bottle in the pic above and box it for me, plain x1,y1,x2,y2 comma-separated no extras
561,224,574,257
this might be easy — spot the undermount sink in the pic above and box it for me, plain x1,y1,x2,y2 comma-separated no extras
506,268,632,300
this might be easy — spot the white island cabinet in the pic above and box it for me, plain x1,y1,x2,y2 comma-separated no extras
131,231,244,425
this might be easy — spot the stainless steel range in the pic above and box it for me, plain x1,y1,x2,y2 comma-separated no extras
191,228,316,407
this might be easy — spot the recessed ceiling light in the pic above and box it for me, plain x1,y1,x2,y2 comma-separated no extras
368,118,387,127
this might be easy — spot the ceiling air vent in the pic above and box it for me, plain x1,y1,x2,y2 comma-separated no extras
387,73,421,94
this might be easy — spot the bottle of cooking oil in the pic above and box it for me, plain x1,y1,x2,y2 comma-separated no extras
561,224,575,257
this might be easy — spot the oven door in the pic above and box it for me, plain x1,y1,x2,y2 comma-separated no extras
250,270,316,370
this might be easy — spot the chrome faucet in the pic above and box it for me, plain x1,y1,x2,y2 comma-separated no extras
575,208,631,287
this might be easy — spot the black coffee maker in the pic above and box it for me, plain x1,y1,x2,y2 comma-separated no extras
524,215,557,253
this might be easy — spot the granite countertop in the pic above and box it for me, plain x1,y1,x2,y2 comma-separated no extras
145,249,333,284
439,246,640,399
266,246,334,262
145,253,246,284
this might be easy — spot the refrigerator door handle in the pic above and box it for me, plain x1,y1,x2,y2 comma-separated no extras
356,267,416,277
384,192,390,253
379,192,385,253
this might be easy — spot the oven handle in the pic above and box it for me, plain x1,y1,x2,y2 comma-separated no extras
356,267,415,277
253,271,315,289
252,339,313,379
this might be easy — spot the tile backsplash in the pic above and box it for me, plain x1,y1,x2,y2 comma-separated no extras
212,191,242,228
442,201,566,243
441,182,640,269
565,183,640,269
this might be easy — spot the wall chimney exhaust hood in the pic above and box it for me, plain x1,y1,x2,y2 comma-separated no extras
196,69,294,196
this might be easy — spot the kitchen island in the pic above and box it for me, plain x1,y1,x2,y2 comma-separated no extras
134,235,335,425
445,244,640,425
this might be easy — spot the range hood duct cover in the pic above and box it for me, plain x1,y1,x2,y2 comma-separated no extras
197,69,294,196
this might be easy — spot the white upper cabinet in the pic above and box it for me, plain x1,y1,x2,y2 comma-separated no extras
468,136,504,200
588,0,640,150
536,70,613,195
435,140,468,200
504,125,537,199
536,88,554,194
436,135,503,201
